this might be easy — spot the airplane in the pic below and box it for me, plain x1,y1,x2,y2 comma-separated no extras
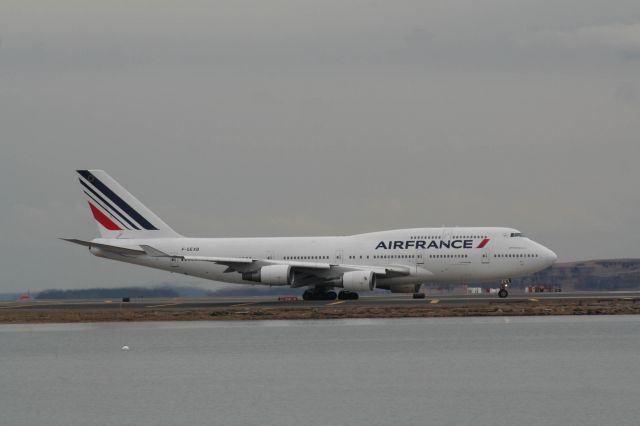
64,170,557,300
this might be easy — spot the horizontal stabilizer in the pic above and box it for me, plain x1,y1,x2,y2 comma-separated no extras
61,239,145,256
139,245,172,257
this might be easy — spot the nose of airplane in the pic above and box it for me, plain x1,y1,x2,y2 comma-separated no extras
544,247,558,265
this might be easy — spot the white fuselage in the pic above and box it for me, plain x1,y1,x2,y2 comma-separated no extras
90,227,557,291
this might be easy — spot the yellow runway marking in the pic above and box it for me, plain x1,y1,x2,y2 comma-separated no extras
327,300,345,305
146,302,180,308
430,299,439,304
529,298,539,302
230,302,258,307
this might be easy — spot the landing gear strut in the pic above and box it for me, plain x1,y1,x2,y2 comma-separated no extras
499,279,511,298
302,289,337,301
338,291,359,300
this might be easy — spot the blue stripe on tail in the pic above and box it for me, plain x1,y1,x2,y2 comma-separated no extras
79,179,139,230
77,170,158,231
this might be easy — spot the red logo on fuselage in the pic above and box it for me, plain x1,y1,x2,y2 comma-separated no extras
477,238,490,249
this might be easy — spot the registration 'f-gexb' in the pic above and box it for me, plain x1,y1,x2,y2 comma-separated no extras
64,170,557,300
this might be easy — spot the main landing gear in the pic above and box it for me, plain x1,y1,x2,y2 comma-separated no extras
499,279,512,298
302,289,337,301
338,291,359,300
301,290,360,301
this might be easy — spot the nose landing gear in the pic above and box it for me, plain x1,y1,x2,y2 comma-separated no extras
499,279,511,298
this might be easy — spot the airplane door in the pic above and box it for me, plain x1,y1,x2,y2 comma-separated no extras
415,250,425,273
481,248,491,264
170,257,180,268
334,249,343,264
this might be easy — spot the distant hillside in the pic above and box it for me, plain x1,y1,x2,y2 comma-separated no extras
36,287,182,300
513,259,640,291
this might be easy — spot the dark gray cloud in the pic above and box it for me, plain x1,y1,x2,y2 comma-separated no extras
1,0,639,291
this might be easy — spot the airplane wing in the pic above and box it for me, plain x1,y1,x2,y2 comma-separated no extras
140,245,413,277
66,242,421,282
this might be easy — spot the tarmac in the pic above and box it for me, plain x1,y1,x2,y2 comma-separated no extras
1,291,639,312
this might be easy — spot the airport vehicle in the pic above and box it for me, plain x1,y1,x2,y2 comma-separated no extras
64,170,557,300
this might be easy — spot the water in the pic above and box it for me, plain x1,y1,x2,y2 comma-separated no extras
1,316,639,426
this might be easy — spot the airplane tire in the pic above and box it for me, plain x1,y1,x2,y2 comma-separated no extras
303,290,337,301
338,291,359,300
498,289,509,298
412,293,426,299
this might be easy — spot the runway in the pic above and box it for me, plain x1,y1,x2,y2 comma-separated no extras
2,291,639,311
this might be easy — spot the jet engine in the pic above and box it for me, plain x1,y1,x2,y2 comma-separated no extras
242,265,293,286
342,271,376,292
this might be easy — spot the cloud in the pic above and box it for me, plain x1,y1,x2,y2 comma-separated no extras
403,27,436,47
528,21,640,51
613,82,638,102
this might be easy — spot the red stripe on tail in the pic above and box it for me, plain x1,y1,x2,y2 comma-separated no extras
477,238,490,248
88,202,122,231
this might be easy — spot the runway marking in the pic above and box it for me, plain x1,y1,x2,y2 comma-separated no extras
430,299,440,304
328,301,345,306
230,302,258,307
146,302,180,308
529,298,539,302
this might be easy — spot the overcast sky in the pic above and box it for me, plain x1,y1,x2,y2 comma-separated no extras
1,1,639,292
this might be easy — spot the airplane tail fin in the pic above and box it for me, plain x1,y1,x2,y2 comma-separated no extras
76,170,181,239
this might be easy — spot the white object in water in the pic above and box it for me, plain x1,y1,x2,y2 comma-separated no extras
121,345,130,351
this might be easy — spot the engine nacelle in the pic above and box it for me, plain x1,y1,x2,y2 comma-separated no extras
390,284,422,294
242,265,293,286
342,271,376,292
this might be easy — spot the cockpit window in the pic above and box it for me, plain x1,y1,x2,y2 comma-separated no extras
510,232,526,238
